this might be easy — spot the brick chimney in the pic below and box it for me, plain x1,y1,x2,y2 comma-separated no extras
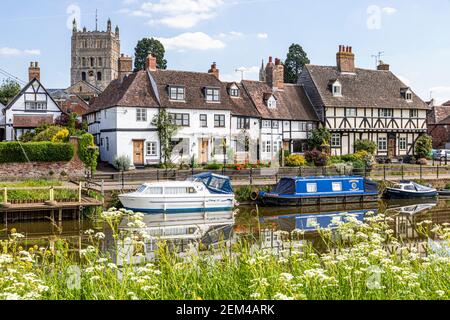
265,56,284,90
28,62,40,81
336,45,355,73
208,62,219,79
145,54,157,71
377,60,390,71
118,54,133,80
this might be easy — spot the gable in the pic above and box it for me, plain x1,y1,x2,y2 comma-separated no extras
66,80,101,95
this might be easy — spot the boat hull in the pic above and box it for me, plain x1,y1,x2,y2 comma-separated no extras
257,192,379,207
119,194,235,214
384,189,438,199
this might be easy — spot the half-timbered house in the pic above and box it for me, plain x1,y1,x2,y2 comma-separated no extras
0,62,63,141
299,46,430,158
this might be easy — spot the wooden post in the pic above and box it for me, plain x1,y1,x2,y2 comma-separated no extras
401,165,404,180
383,165,386,180
58,208,62,222
78,182,82,203
49,187,54,202
420,164,423,180
437,165,439,179
3,187,7,204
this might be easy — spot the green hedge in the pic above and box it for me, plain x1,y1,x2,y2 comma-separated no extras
0,142,74,163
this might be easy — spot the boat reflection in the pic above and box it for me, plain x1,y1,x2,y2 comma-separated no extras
115,211,235,265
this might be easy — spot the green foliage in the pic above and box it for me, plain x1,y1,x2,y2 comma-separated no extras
305,149,329,166
134,38,168,71
285,154,307,167
113,155,132,171
307,127,331,151
32,126,63,142
78,133,99,172
235,186,253,202
0,142,74,163
152,108,178,167
354,139,377,155
0,79,21,105
284,43,310,83
415,134,433,159
204,161,223,170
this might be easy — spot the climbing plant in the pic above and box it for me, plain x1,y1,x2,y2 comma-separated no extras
78,133,99,173
152,108,178,168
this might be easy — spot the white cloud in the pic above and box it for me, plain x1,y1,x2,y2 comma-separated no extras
221,66,259,82
127,0,224,28
122,0,139,5
157,32,226,51
0,47,41,56
257,33,268,39
218,31,244,39
382,7,397,15
430,86,450,105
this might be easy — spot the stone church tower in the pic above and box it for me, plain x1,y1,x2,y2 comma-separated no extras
70,18,120,91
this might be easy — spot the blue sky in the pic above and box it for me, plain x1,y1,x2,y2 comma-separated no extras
1,0,450,103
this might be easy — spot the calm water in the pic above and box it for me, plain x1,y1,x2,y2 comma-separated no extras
2,199,450,248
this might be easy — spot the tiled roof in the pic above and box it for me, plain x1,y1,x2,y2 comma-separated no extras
225,82,260,118
241,80,319,121
150,69,232,111
304,65,430,110
13,115,53,128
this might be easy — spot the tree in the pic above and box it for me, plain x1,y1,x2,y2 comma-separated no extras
284,44,310,84
415,134,433,159
152,108,178,167
0,79,21,105
307,127,331,151
134,38,168,71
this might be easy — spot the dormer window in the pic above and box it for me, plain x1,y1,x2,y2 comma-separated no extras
228,83,240,98
264,93,277,109
401,88,413,102
205,87,220,102
332,80,342,97
169,86,185,101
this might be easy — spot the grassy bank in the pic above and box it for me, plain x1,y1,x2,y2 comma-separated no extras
0,179,78,203
0,209,449,300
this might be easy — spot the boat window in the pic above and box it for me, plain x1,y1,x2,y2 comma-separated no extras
393,185,403,190
188,187,196,194
136,185,147,193
404,185,415,191
210,177,225,190
165,187,188,194
306,183,317,193
332,182,342,192
144,187,163,194
306,217,318,228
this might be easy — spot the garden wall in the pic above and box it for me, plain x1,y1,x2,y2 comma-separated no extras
0,137,85,180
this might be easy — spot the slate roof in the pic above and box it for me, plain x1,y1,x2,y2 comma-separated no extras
224,82,260,118
303,65,430,110
241,80,319,121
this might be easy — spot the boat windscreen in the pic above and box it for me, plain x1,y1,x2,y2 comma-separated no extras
364,180,378,193
207,176,233,194
271,178,296,195
136,185,147,193
413,183,433,191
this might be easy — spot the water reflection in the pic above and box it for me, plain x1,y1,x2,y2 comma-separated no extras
1,199,450,255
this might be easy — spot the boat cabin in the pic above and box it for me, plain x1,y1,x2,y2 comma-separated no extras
135,183,203,195
270,176,378,196
189,173,233,194
390,181,433,192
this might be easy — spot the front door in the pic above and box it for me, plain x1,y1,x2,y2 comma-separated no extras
133,140,144,166
388,134,396,159
199,139,209,164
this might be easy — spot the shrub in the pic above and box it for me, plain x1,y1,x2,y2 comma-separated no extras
341,154,358,162
51,128,69,143
415,135,433,159
354,140,377,155
307,127,331,151
305,149,329,166
113,155,132,171
78,133,99,173
33,126,63,142
285,154,307,167
0,142,74,163
204,161,223,170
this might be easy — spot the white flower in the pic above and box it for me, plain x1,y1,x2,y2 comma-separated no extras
274,293,294,300
250,293,261,299
84,229,95,235
280,273,294,282
95,232,105,240
436,290,445,297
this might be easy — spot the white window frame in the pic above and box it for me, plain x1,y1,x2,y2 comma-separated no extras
205,88,220,102
378,137,387,151
332,182,342,192
332,82,342,97
170,113,190,127
169,86,185,101
272,121,279,129
306,183,317,193
399,137,407,151
409,109,418,118
262,120,272,128
331,133,341,147
214,114,226,128
345,108,357,117
146,141,157,156
136,108,147,122
267,96,277,109
199,114,207,128
379,108,393,118
262,141,271,153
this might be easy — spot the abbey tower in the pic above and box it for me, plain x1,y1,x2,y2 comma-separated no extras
70,19,120,91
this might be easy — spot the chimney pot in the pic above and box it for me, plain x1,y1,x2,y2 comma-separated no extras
208,62,219,79
336,45,355,73
28,61,41,81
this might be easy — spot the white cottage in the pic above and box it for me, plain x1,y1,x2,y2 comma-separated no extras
85,57,233,167
0,62,63,141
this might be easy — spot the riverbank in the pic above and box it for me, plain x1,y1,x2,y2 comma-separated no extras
0,208,448,300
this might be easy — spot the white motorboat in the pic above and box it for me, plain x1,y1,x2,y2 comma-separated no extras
118,173,235,214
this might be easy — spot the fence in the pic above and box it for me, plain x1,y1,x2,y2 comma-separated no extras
93,164,450,187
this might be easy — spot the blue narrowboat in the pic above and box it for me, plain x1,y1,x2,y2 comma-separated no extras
256,176,379,206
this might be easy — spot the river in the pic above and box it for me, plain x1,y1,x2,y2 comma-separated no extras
1,198,449,253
